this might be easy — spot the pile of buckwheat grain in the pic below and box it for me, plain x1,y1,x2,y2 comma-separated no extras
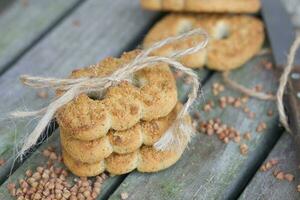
7,146,108,200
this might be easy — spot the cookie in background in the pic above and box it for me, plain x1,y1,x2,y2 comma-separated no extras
140,0,261,14
143,14,265,71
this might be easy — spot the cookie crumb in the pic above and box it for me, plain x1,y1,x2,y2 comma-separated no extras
121,192,129,200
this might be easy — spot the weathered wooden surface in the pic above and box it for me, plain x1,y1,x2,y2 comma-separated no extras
0,0,160,183
240,133,300,200
0,0,82,74
238,1,300,199
109,54,282,200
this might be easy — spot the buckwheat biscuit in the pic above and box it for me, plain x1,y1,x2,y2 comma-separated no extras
143,14,207,68
62,135,188,176
57,50,177,141
62,111,191,177
60,103,182,164
143,14,264,71
140,0,261,13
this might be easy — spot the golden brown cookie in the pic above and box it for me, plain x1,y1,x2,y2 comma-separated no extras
62,137,188,176
62,111,191,177
62,148,105,177
57,50,177,141
60,103,182,164
141,0,261,13
143,14,265,71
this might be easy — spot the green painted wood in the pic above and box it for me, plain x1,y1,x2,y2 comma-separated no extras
240,133,300,200
0,0,160,184
0,0,82,74
108,53,283,200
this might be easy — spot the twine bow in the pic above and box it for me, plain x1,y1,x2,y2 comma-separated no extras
11,29,209,157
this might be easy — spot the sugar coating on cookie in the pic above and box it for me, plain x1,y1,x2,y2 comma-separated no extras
141,0,261,13
62,148,105,177
60,103,182,164
144,14,264,71
57,50,177,141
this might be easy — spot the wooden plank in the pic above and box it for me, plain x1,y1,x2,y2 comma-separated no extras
240,133,300,200
108,53,283,200
0,0,82,74
0,0,161,183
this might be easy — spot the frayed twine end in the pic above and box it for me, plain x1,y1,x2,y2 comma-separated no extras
154,116,194,151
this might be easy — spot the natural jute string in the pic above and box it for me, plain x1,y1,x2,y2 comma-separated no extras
11,29,209,157
276,33,300,133
222,71,276,101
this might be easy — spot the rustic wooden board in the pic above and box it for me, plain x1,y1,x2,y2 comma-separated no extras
108,53,283,200
240,133,300,200
0,0,82,74
0,0,162,183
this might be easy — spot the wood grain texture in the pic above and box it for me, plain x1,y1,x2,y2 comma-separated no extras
0,0,82,73
240,133,300,200
108,54,283,200
0,0,159,183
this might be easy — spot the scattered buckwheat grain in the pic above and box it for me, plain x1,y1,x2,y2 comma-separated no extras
256,122,267,132
243,132,251,141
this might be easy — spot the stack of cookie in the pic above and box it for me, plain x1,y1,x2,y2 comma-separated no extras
57,50,190,177
141,0,265,71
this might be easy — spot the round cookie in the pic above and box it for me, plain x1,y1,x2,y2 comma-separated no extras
140,0,261,14
62,148,105,177
105,152,139,175
57,50,177,141
60,103,182,163
143,14,207,69
143,14,265,71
